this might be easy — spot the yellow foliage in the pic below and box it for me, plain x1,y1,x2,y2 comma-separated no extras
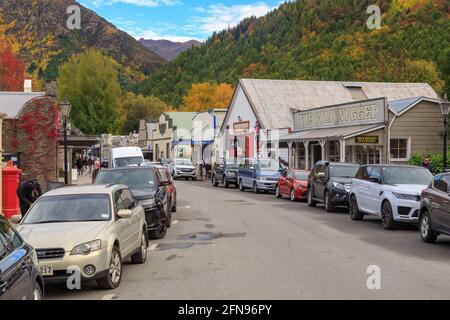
182,82,234,112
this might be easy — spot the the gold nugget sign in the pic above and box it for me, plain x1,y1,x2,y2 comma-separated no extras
355,136,379,144
294,98,386,130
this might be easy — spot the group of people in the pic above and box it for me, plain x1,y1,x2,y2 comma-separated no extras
75,154,95,176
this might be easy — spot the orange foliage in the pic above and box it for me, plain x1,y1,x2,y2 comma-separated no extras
182,83,234,112
0,44,25,91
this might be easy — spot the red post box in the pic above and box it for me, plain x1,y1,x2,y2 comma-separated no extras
2,161,22,219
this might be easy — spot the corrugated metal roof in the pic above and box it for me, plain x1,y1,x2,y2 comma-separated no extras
388,96,442,116
281,124,384,141
239,79,439,129
0,92,45,119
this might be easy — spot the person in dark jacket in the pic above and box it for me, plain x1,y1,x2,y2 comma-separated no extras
16,179,43,216
422,157,433,173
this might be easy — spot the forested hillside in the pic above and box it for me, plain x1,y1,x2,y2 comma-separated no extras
137,0,450,108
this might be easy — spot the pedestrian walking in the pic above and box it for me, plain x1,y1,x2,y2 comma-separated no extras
83,156,89,175
422,156,433,173
92,157,101,183
16,178,43,216
198,159,204,181
76,155,83,176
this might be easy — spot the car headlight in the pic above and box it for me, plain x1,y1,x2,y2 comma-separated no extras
257,177,267,181
333,182,351,192
393,193,419,201
31,249,39,266
70,240,102,256
140,198,155,207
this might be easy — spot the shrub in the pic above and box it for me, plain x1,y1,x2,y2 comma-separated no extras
408,152,450,174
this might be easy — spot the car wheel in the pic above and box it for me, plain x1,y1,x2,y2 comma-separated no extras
420,211,438,243
97,246,122,290
307,188,317,207
253,183,259,194
131,231,148,264
212,175,219,187
224,178,230,189
275,185,282,198
239,180,245,192
324,191,335,212
290,189,297,202
349,195,364,221
381,201,396,230
32,281,43,300
171,201,177,213
192,177,197,181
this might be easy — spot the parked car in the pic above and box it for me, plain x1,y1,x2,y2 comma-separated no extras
349,165,433,230
173,159,197,180
95,166,176,239
17,185,148,290
419,173,450,243
238,158,282,194
276,170,310,202
0,215,43,300
161,158,174,175
212,161,240,188
307,161,360,212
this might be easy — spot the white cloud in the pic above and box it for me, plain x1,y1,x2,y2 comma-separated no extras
189,2,274,35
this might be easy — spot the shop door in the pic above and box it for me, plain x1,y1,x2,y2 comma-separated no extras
313,145,322,165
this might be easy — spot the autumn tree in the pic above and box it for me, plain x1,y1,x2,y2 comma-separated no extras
57,49,123,134
0,44,25,91
182,83,234,112
121,92,167,133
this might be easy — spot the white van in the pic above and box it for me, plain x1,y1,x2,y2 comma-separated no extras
105,147,144,168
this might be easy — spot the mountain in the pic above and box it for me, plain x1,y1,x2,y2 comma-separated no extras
0,0,167,86
137,0,450,108
139,39,202,61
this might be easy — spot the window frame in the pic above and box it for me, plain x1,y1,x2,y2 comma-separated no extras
390,137,411,162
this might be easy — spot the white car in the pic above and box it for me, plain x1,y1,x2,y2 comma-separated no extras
173,159,197,180
17,184,148,290
349,165,433,229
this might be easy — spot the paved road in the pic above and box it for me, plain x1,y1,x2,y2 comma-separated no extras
46,180,450,300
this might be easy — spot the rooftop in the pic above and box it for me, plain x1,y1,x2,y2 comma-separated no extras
43,184,124,197
0,91,45,119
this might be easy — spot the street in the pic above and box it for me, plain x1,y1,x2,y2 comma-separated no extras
43,180,450,300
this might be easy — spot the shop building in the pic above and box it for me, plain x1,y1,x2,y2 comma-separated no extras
220,79,440,168
192,109,227,166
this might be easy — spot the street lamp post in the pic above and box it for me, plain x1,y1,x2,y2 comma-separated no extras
60,97,72,185
440,94,450,172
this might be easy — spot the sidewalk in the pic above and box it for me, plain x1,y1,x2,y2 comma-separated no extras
74,174,92,185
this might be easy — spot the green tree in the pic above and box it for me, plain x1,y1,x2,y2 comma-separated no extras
121,92,167,133
57,49,123,134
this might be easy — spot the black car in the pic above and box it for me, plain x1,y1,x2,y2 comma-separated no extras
419,173,450,243
307,161,360,212
95,166,174,240
212,161,240,188
0,216,43,300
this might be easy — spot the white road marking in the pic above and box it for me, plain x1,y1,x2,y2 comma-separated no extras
148,244,159,251
101,294,117,300
172,220,179,225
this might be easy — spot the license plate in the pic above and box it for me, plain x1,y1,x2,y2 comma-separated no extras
39,265,54,276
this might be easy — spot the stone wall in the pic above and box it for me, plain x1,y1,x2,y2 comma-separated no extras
2,96,60,191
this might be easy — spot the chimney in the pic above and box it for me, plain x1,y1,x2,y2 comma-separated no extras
24,79,32,93
44,80,57,97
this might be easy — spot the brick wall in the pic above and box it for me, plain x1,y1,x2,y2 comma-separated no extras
2,96,60,191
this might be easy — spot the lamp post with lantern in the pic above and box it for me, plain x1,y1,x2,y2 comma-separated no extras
440,94,450,172
60,97,72,185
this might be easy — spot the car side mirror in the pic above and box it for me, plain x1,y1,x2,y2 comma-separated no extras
9,215,22,224
118,209,133,219
249,166,255,171
369,177,380,184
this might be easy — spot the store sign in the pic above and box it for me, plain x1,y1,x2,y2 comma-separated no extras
294,98,386,131
355,136,379,144
233,121,250,134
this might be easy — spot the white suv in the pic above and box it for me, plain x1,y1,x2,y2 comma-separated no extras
349,165,433,229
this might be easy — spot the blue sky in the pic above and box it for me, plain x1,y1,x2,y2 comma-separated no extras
79,0,283,42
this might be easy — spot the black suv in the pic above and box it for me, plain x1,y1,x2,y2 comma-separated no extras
307,161,360,212
95,166,174,240
212,161,240,188
0,216,43,300
419,173,450,243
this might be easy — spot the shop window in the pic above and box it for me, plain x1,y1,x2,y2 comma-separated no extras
328,141,340,162
390,138,410,161
296,143,306,169
356,146,381,165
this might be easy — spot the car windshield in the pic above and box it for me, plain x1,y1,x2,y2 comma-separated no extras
382,167,433,185
330,165,359,178
22,194,111,224
294,172,309,180
176,159,193,166
225,162,240,169
114,157,143,168
255,159,281,171
95,169,157,190
161,159,172,165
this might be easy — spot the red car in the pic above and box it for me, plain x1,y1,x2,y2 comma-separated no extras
276,170,310,201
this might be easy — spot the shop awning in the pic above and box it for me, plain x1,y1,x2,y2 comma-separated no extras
280,124,385,142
